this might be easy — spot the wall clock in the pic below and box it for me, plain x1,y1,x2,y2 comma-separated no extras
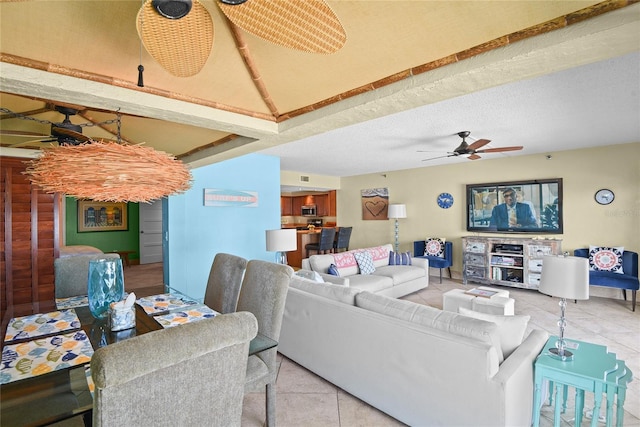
594,189,614,205
437,193,454,209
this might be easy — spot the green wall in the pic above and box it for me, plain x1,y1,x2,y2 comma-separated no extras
64,198,140,261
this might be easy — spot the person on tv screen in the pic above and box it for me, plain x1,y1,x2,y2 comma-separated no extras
489,187,537,230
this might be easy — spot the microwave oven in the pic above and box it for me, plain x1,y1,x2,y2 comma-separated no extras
301,205,317,216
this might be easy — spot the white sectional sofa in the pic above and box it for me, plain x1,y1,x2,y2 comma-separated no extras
301,243,429,298
279,275,549,427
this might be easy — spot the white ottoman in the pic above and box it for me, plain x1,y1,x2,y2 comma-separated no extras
443,287,514,315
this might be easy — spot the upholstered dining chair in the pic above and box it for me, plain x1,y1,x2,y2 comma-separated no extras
91,311,257,427
54,253,121,298
333,226,353,253
204,252,248,314
236,260,294,427
305,227,336,257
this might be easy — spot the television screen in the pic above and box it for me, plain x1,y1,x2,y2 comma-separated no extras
466,178,563,234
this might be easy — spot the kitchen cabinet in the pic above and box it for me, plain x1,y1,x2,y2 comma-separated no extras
281,196,293,216
292,196,304,216
328,190,336,216
462,236,562,290
315,194,327,216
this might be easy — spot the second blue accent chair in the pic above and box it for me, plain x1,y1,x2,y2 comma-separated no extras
574,248,638,312
413,240,453,283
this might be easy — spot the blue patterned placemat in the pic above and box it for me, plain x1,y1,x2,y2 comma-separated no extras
4,309,81,343
136,293,199,315
154,305,218,328
56,295,89,310
0,330,94,384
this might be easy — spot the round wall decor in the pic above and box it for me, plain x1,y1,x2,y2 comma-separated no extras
594,189,614,205
437,193,454,209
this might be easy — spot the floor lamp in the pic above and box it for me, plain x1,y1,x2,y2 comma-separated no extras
387,204,406,253
538,255,589,360
266,229,297,265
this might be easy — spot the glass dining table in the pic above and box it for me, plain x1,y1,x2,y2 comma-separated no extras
0,288,276,426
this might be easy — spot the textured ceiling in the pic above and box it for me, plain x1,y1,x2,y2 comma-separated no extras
1,1,638,181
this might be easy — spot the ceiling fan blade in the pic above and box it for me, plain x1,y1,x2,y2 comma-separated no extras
9,139,56,148
422,154,455,162
51,127,91,142
0,130,50,138
137,0,213,77
467,154,482,160
467,138,491,150
476,146,523,153
217,0,346,54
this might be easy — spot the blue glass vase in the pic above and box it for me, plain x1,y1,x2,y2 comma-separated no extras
88,258,125,319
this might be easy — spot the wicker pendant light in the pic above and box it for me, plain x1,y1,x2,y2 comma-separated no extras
24,140,192,203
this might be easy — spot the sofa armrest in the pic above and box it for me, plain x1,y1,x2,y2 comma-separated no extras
318,273,350,287
410,257,429,271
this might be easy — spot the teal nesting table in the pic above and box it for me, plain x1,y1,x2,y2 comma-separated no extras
533,336,633,427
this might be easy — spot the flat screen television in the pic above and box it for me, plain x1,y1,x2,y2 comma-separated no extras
466,178,563,234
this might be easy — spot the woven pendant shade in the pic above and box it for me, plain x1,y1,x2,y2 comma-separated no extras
218,0,346,54
137,0,213,77
24,141,192,203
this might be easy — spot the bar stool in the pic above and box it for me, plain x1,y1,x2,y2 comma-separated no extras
305,228,336,257
333,227,352,253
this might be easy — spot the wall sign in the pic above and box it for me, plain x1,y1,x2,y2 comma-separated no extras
203,189,259,207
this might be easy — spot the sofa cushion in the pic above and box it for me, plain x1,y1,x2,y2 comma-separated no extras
458,307,530,359
589,245,624,274
355,292,504,362
373,265,426,285
290,276,360,305
347,275,393,293
354,251,376,275
327,264,340,276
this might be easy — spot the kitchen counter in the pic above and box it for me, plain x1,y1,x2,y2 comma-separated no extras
286,229,322,268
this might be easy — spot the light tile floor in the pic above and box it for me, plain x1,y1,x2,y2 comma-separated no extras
123,264,639,426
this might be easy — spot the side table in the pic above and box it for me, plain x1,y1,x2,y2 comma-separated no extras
533,336,632,427
110,250,136,267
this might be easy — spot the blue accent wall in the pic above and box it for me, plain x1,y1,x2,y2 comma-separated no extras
166,154,281,299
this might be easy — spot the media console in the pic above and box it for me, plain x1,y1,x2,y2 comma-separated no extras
462,236,562,289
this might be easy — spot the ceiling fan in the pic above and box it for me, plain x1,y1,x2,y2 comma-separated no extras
137,0,347,77
420,131,523,162
5,106,91,148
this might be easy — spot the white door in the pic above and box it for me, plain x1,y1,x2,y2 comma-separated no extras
139,200,163,264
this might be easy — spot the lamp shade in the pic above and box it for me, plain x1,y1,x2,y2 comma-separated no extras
265,229,297,252
539,255,589,300
387,204,407,219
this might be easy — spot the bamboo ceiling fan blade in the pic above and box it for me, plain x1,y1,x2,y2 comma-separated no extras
476,146,524,153
217,0,346,54
137,0,213,77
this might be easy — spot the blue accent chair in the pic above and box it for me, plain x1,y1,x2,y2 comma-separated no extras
574,248,639,312
413,240,453,283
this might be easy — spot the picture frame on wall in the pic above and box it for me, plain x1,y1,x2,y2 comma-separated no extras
77,201,128,232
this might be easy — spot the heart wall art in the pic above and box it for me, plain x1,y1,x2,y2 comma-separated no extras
361,188,389,220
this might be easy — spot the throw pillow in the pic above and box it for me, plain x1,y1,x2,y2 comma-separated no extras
424,237,446,258
458,307,530,360
388,251,412,266
327,263,340,276
294,270,325,282
588,245,624,274
354,251,376,275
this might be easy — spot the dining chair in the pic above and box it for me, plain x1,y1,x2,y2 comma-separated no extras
305,227,336,257
333,226,352,253
54,253,121,298
236,260,294,427
204,252,248,314
91,311,258,427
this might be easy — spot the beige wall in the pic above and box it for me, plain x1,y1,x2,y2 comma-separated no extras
337,142,640,276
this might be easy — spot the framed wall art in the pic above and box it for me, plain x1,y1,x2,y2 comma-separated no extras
77,201,128,232
361,188,389,220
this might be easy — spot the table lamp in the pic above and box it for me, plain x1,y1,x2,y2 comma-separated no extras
539,255,589,360
265,229,297,265
387,204,407,253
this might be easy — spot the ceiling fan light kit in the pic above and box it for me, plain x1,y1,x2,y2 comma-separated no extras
152,0,192,19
